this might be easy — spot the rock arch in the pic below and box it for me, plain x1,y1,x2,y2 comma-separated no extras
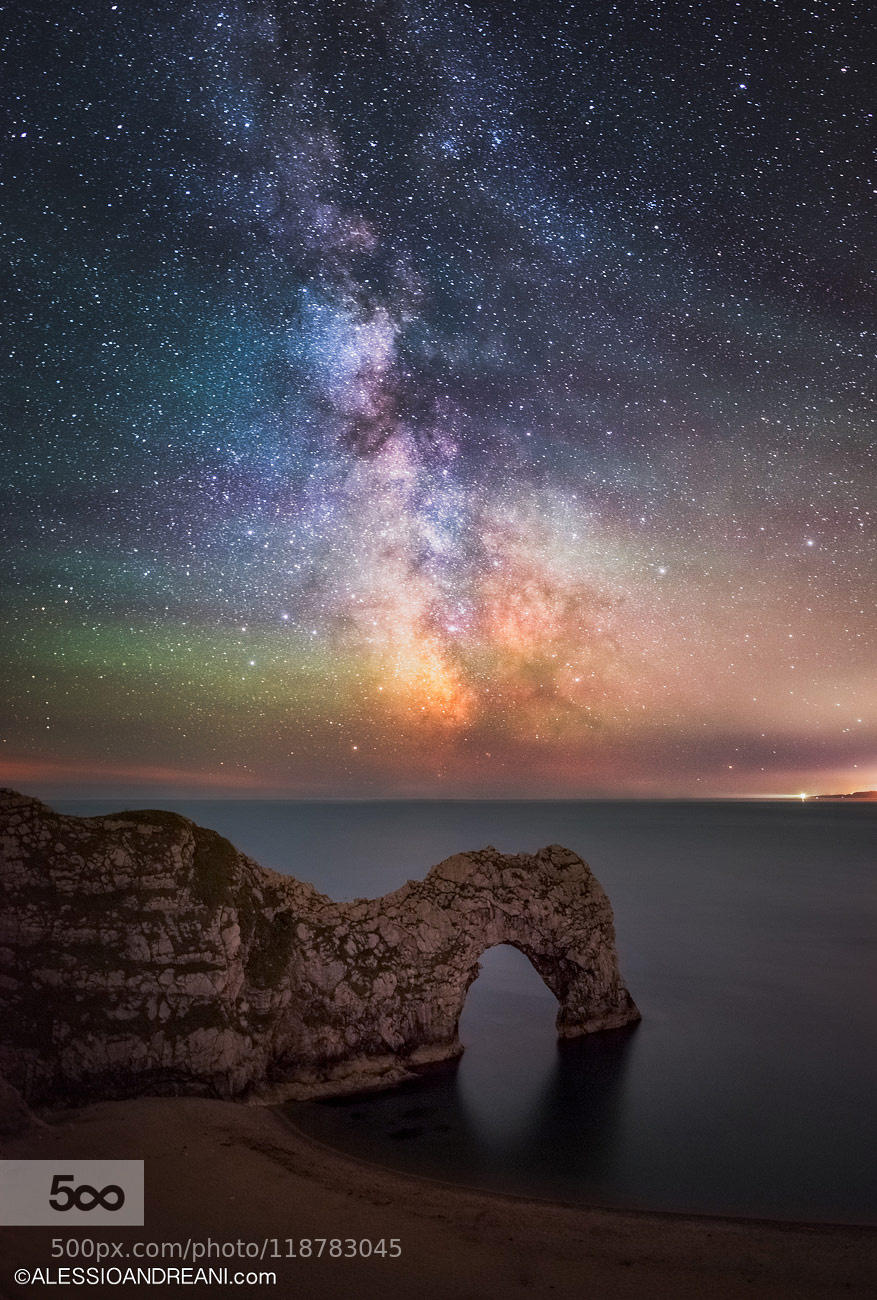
293,845,641,1080
0,791,640,1103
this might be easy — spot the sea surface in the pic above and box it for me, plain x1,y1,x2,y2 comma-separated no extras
57,798,877,1222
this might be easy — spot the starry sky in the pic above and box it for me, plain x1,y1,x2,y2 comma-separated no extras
1,0,874,799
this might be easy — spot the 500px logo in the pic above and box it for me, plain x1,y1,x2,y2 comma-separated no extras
0,1160,144,1226
48,1174,125,1213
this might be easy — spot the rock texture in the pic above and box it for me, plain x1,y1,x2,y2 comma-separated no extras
0,1076,36,1137
0,789,640,1105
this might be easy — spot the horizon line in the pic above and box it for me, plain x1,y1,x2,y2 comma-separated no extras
17,790,872,806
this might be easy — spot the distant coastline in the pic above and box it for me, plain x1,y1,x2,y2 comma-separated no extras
806,791,877,802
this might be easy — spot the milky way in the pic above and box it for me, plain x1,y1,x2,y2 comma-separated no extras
1,1,874,797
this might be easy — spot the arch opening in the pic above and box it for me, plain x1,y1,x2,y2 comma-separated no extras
457,942,559,1048
455,944,560,1143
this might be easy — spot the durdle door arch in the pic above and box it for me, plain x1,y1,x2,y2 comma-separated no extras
0,791,640,1106
399,910,640,1067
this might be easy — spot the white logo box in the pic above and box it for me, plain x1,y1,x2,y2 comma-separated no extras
0,1161,144,1226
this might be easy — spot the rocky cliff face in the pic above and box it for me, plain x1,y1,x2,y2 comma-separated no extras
0,789,640,1105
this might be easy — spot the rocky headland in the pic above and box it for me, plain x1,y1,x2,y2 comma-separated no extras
0,789,639,1109
806,790,877,802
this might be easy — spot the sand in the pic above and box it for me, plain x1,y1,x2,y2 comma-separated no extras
0,1096,874,1298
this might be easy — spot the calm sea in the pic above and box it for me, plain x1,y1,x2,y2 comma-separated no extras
57,798,877,1223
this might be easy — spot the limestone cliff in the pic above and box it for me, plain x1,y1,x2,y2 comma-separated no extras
0,789,640,1105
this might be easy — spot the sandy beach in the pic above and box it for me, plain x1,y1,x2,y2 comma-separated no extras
0,1096,874,1299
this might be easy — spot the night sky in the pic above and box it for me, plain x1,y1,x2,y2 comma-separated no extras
1,0,874,798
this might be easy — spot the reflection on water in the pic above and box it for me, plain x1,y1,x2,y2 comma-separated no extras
455,945,637,1183
456,945,560,1147
296,944,641,1205
538,1030,638,1184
